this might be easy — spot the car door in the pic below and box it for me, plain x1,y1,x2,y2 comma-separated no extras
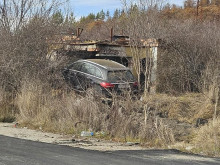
67,62,82,89
75,63,92,90
77,63,103,90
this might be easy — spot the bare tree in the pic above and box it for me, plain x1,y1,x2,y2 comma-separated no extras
0,0,67,92
0,0,64,31
118,0,164,93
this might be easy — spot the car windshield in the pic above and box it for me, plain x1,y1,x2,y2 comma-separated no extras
107,70,134,82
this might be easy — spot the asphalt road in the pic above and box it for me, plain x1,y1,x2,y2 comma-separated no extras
0,135,219,165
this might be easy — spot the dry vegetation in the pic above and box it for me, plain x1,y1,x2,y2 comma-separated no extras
193,118,220,156
14,80,176,147
0,0,219,157
13,79,219,153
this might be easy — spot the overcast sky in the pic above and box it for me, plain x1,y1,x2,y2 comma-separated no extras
69,0,184,19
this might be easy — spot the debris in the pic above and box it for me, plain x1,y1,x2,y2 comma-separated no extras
125,142,140,146
195,118,208,127
80,131,94,137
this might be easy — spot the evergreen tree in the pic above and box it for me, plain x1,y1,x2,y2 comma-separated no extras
64,15,69,24
200,0,210,6
52,10,64,25
106,10,110,19
96,12,101,20
211,0,220,5
99,10,105,20
163,3,171,10
184,0,195,8
69,12,75,24
113,9,119,19
87,13,96,20
80,16,86,23
64,12,75,27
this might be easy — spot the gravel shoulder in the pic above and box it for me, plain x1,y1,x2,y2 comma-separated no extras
1,122,220,164
0,122,143,151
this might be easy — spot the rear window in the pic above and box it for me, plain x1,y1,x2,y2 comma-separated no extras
107,70,134,82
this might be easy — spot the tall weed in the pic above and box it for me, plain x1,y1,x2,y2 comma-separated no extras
193,118,220,157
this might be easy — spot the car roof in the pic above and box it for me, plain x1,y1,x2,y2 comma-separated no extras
78,59,129,70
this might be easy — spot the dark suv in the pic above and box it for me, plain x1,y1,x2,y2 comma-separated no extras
62,59,138,96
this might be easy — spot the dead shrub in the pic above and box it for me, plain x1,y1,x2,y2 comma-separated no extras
193,118,220,157
0,87,17,122
101,92,175,147
140,93,220,145
16,82,176,147
16,80,108,133
104,93,142,139
142,93,216,123
140,118,175,147
16,81,219,150
16,80,46,120
15,84,179,147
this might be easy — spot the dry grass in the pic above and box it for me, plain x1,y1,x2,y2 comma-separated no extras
14,80,219,153
142,93,215,124
15,80,175,147
139,117,175,147
0,88,17,122
16,80,107,134
192,118,220,157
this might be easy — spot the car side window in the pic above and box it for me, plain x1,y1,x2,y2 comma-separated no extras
81,63,91,74
69,62,81,71
93,67,103,79
81,63,103,79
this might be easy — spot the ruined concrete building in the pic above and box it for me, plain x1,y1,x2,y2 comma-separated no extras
47,30,162,92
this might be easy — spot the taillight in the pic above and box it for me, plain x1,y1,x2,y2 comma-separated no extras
133,82,138,86
100,82,115,88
